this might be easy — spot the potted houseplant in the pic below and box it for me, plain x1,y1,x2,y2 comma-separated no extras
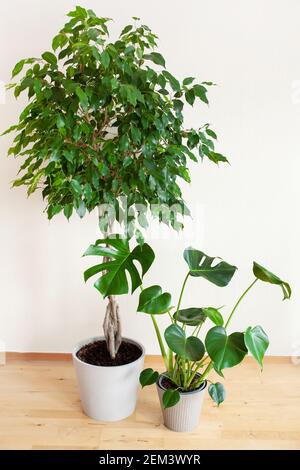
2,6,228,421
135,246,291,432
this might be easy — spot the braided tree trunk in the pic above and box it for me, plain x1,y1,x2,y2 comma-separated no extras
98,207,122,359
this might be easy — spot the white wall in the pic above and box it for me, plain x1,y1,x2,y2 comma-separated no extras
0,0,299,355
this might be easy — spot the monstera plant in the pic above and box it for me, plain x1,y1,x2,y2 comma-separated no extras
2,5,228,359
135,246,291,431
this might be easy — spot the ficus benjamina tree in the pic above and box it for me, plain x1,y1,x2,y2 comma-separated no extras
2,6,228,359
84,236,291,406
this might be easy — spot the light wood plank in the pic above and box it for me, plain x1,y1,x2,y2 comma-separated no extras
0,356,299,450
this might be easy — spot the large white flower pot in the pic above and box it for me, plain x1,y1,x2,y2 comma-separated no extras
73,336,145,422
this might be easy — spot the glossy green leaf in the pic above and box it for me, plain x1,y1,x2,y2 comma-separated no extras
208,382,226,406
174,307,206,326
144,52,165,67
202,307,224,326
139,368,159,388
11,59,25,78
184,248,237,287
253,262,291,300
205,326,247,372
52,34,67,51
162,71,180,92
41,51,57,66
121,25,133,35
100,50,110,69
70,179,82,196
138,285,172,314
183,77,195,86
75,86,89,110
244,325,269,368
193,84,208,104
83,237,155,297
162,389,180,409
63,204,73,220
164,324,205,361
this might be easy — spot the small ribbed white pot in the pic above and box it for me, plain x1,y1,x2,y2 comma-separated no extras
73,336,145,422
156,375,207,432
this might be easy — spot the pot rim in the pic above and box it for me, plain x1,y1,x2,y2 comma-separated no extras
157,372,207,395
72,335,145,369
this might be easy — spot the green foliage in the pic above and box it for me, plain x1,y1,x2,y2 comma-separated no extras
183,248,237,286
139,368,159,387
202,307,224,326
164,324,205,361
174,307,206,326
205,327,247,373
162,389,180,409
83,236,154,297
138,245,291,408
244,325,269,368
137,285,172,314
253,262,291,300
3,6,227,236
208,382,226,406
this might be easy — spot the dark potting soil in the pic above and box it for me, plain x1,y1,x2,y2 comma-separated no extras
76,340,142,366
161,376,204,393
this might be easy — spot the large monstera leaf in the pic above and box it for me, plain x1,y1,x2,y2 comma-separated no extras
164,324,205,361
137,285,172,314
83,236,155,297
253,262,291,300
184,248,237,287
205,326,247,373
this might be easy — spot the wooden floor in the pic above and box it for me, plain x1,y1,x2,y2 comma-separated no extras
0,355,299,450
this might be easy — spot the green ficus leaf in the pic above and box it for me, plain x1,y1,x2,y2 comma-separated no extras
144,51,165,67
162,389,180,409
184,248,237,287
63,204,73,220
205,326,247,372
100,50,110,69
56,114,65,129
121,24,133,36
52,34,68,51
75,86,89,110
164,324,205,361
11,59,25,78
70,179,82,196
244,325,269,369
162,71,180,92
208,382,226,406
183,76,195,86
139,368,159,388
138,285,172,314
193,84,208,104
253,262,291,300
41,51,57,66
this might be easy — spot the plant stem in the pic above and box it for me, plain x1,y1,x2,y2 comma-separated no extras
151,314,168,369
167,271,190,374
186,358,207,387
175,272,190,318
193,278,259,387
194,362,214,387
225,278,258,328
